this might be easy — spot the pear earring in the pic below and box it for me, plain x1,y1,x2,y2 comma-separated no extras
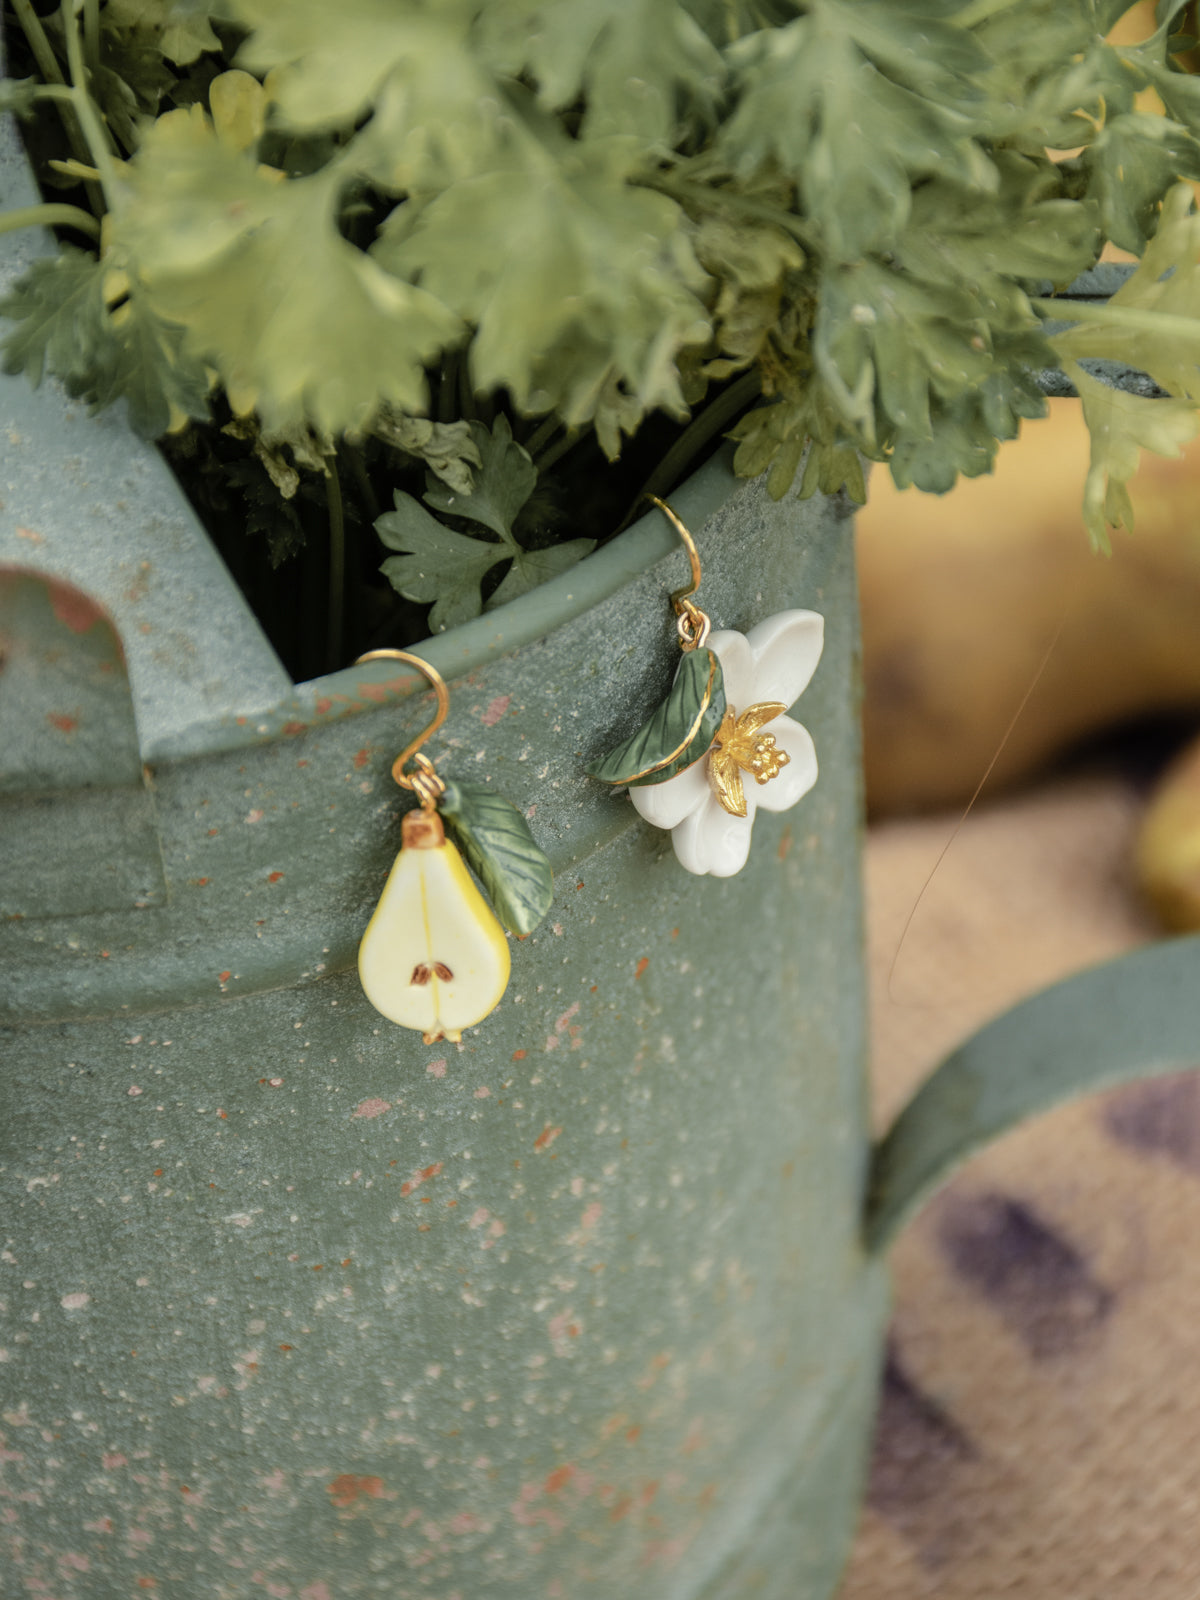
589,496,826,879
356,650,552,1043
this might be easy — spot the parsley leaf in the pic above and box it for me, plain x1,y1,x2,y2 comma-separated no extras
1048,182,1200,401
378,495,507,633
0,247,209,437
114,102,462,434
1068,366,1199,549
488,538,597,606
720,2,993,260
105,0,223,67
231,0,504,191
483,0,725,144
0,78,40,120
371,411,482,496
422,414,535,538
90,276,211,436
376,417,594,628
378,135,708,438
1045,181,1200,544
1084,111,1200,254
0,248,110,391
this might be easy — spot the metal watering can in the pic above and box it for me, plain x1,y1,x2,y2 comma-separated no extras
4,105,1200,1600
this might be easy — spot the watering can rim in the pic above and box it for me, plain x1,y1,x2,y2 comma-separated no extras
150,445,750,765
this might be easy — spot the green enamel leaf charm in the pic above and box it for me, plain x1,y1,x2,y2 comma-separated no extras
438,780,553,938
589,647,725,789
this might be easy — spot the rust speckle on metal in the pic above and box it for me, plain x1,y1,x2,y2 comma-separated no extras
534,1124,563,1152
357,679,396,704
351,1098,391,1119
281,720,305,736
47,578,103,633
46,711,78,733
353,746,371,769
399,1161,443,1197
635,957,650,980
327,1474,386,1509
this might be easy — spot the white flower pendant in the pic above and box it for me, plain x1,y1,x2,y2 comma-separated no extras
629,610,824,877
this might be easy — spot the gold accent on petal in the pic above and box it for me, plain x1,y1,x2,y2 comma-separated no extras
736,700,787,735
708,702,791,817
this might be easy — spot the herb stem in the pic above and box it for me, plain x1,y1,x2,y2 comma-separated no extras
60,0,121,208
458,352,477,423
325,454,346,673
83,0,100,80
525,414,562,463
11,0,66,87
32,83,79,107
1035,295,1200,348
342,441,379,523
0,202,101,240
12,0,105,215
615,370,762,536
436,349,459,424
533,427,582,476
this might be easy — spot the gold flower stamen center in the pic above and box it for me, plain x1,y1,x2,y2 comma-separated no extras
708,702,790,818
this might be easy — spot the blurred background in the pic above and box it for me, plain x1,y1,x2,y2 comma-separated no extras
843,391,1200,1593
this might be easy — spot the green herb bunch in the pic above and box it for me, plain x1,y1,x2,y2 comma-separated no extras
3,0,1200,672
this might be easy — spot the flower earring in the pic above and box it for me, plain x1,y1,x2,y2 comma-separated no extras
589,497,824,878
356,650,553,1043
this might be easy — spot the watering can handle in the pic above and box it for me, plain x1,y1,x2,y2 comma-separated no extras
864,934,1200,1254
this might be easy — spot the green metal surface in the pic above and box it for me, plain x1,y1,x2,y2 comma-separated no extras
0,569,167,917
2,447,881,1597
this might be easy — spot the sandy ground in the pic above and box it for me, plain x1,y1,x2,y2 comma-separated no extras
841,771,1200,1599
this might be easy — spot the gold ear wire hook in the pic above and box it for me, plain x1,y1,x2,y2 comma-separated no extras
355,648,449,807
645,494,711,652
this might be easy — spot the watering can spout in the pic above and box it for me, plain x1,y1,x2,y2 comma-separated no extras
863,934,1200,1254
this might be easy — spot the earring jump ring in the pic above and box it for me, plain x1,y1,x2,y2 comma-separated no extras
355,648,450,801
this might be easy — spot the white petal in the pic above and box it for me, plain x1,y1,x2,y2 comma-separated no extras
751,716,818,813
629,756,710,831
744,611,824,710
707,629,756,710
672,789,757,878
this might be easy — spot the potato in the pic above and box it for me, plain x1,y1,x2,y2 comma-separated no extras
1136,735,1200,930
859,399,1200,814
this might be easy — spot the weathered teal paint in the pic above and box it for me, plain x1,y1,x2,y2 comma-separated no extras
6,71,1200,1600
2,456,879,1598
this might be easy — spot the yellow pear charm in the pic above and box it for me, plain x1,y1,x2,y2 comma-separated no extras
358,808,510,1045
353,649,552,1044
